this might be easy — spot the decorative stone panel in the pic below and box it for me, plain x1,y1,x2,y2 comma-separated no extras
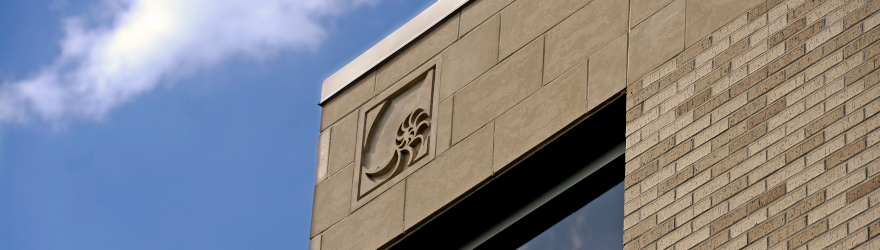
351,59,442,210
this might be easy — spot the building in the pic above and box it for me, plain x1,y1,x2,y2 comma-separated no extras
311,0,880,249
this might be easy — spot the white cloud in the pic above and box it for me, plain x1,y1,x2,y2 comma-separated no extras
0,0,380,123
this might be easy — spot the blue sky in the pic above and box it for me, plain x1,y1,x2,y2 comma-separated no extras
0,0,435,249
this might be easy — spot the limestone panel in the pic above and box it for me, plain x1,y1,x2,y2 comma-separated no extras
310,165,353,237
543,0,627,84
460,0,513,36
452,37,543,144
440,14,500,101
376,14,458,92
589,33,628,111
436,97,453,155
630,0,675,28
322,182,404,250
495,59,587,171
686,0,763,47
328,113,357,176
498,0,589,59
628,0,685,84
320,72,374,131
404,123,494,230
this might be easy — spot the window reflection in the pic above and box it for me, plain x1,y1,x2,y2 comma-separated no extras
518,182,624,250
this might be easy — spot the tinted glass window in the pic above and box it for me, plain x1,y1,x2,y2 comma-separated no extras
518,182,624,250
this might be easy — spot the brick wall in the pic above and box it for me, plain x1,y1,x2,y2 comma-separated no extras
626,0,880,250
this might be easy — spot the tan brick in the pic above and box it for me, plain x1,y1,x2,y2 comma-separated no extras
850,200,880,230
806,50,844,81
750,184,788,214
826,106,865,139
769,18,806,47
712,205,748,235
769,45,806,74
629,0,685,84
660,139,694,167
871,220,880,237
769,73,805,104
790,219,828,248
627,160,659,189
748,213,785,243
658,222,692,250
788,191,825,221
406,123,494,229
659,193,693,222
696,172,731,202
749,97,785,128
829,197,868,228
695,145,729,173
715,121,749,150
845,0,880,29
849,174,880,202
866,37,880,59
749,155,785,186
542,0,627,84
749,71,786,101
624,214,657,243
716,40,751,67
809,223,847,250
787,19,824,47
733,67,769,97
695,229,730,250
826,22,864,54
731,180,768,209
629,82,660,110
846,25,880,58
661,60,695,90
786,46,824,76
440,14,499,100
675,115,711,143
805,106,845,136
848,82,880,113
679,37,714,65
768,185,806,216
641,218,675,246
659,166,694,194
789,161,826,189
847,57,880,85
769,216,807,246
453,38,543,144
696,201,730,229
732,206,768,239
695,90,731,119
790,0,825,20
807,20,843,52
827,51,865,81
678,88,712,117
675,143,712,172
828,228,868,250
809,194,845,225
807,0,846,24
734,14,769,44
641,190,676,219
734,123,769,152
827,168,867,199
827,138,867,169
714,149,750,177
746,43,786,74
714,177,749,206
499,0,589,59
809,165,846,196
786,132,824,163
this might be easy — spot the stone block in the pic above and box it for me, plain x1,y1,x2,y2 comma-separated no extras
376,14,458,92
460,0,514,35
543,0,627,84
631,0,675,28
322,181,404,250
440,14,500,100
629,0,685,84
405,123,493,230
588,33,628,110
321,72,374,130
686,0,764,47
328,113,357,176
495,59,587,170
452,37,543,144
499,0,589,59
310,165,353,237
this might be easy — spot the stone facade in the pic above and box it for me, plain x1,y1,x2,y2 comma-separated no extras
626,0,880,249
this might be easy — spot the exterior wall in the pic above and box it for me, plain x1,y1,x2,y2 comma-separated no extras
310,0,639,248
626,0,880,250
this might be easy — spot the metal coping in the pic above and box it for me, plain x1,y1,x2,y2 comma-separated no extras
319,0,469,104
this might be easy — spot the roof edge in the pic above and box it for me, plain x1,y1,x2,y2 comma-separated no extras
319,0,469,104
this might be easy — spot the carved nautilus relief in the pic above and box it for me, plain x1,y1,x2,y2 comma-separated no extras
355,68,436,201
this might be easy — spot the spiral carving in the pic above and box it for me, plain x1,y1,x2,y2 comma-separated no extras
364,108,431,179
